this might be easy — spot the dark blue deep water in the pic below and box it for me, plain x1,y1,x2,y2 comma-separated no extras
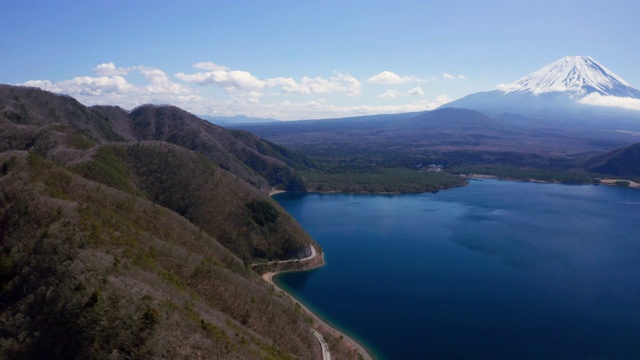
273,180,640,359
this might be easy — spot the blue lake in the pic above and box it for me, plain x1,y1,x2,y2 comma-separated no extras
273,180,640,359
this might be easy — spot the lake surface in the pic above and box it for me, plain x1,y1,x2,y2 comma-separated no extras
273,180,640,359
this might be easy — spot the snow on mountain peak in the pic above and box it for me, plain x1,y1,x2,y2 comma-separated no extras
498,56,640,98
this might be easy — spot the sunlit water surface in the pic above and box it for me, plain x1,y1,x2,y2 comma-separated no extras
274,180,640,359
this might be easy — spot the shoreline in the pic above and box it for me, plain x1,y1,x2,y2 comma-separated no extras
270,173,640,199
269,188,287,196
463,173,640,189
265,174,638,359
261,248,375,360
598,178,640,189
267,190,374,359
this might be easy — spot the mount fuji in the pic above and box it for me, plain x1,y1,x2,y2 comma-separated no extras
235,56,640,160
498,56,640,98
443,56,640,118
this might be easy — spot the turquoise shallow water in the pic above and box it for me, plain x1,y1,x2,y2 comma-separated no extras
273,180,640,359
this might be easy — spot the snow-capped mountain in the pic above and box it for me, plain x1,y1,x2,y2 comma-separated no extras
497,56,640,98
442,56,640,116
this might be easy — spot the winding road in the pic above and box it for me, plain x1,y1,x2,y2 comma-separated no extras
259,249,373,360
313,329,331,360
250,244,317,267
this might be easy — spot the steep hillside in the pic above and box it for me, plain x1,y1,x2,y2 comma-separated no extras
0,151,321,359
74,142,311,260
0,84,311,191
126,104,309,191
0,85,365,359
0,85,314,261
584,142,640,176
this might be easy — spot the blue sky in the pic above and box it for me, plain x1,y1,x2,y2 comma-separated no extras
2,0,639,120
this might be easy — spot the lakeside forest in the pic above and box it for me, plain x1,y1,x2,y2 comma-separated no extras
1,84,640,359
233,108,640,193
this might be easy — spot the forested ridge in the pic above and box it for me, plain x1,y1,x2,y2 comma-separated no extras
0,85,361,359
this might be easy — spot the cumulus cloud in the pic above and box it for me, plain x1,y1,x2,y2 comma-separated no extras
93,62,130,76
430,94,452,107
193,61,230,71
580,93,640,111
23,64,196,110
175,69,266,90
26,62,191,99
442,73,467,80
408,87,424,96
138,67,191,95
22,80,58,91
379,87,425,99
177,63,361,96
368,71,423,84
292,73,361,96
379,90,400,99
25,75,134,96
21,60,455,120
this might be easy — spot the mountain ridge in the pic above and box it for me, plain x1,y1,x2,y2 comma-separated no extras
442,56,640,126
583,142,640,176
0,84,312,191
0,83,367,359
498,55,640,98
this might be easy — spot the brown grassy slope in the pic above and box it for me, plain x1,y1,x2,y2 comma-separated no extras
74,142,311,261
0,151,321,360
0,85,310,192
125,104,309,191
0,85,365,359
0,85,313,261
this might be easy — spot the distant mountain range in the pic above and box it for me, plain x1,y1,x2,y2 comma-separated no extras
200,114,280,125
230,56,640,179
233,55,640,157
584,142,640,176
443,56,640,124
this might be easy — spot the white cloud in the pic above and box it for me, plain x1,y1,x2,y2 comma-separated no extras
93,62,130,76
293,73,361,96
579,93,640,111
368,70,422,84
408,87,424,96
139,67,191,95
21,60,455,120
175,69,266,90
334,73,362,96
443,73,467,80
23,64,196,109
379,87,425,99
430,94,452,107
23,80,58,91
193,61,230,71
55,75,135,96
177,63,361,96
496,82,522,92
379,90,400,99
